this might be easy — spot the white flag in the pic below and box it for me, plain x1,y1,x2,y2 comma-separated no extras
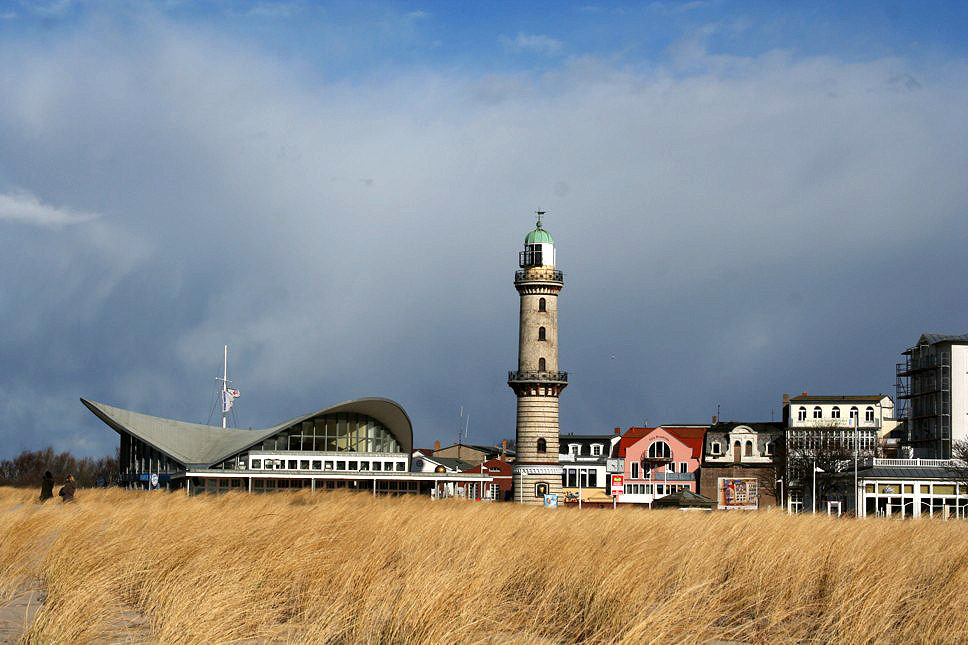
222,389,239,413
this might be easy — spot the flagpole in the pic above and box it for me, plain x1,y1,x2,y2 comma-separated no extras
222,344,228,429
812,458,817,515
854,415,859,517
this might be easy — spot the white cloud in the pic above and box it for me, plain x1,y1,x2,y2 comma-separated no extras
501,32,564,56
0,191,101,228
0,10,966,456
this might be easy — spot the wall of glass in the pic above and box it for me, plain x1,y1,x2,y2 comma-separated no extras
258,413,403,454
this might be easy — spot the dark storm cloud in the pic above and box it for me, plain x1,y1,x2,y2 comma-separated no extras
1,10,967,457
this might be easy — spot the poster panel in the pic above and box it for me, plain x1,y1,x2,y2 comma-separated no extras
718,477,759,510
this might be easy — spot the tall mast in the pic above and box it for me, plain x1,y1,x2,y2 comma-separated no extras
222,345,228,428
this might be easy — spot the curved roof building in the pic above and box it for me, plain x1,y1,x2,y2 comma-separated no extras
82,398,489,497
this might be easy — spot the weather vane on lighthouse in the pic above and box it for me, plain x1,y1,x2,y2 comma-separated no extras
535,209,547,228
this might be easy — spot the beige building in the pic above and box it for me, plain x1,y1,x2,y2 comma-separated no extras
507,212,567,505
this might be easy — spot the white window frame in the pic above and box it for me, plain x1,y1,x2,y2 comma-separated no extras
813,406,822,419
631,462,639,479
831,406,841,419
865,406,875,422
798,406,807,421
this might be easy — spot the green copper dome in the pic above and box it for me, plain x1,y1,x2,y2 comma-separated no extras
524,224,554,245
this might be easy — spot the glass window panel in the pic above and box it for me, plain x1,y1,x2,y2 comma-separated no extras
903,484,913,494
934,484,956,495
920,484,930,493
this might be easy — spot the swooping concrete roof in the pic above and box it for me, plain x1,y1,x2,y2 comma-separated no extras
81,397,414,468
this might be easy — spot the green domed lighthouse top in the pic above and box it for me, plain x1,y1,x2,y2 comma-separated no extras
524,211,554,245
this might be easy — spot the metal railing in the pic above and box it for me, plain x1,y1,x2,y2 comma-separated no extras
508,370,568,383
863,457,958,468
514,269,563,283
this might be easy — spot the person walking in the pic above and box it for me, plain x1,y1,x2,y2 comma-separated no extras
39,471,55,502
59,475,76,503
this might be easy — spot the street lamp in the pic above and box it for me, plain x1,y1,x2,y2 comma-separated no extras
813,460,824,515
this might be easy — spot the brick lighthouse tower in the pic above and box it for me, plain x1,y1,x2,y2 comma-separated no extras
508,211,567,505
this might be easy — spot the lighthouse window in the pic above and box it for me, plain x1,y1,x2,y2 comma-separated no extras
537,437,547,453
538,298,546,312
538,327,546,341
538,358,546,371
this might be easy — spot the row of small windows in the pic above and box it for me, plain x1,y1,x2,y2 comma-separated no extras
630,461,688,478
244,457,406,472
624,483,689,496
708,441,774,457
796,406,875,422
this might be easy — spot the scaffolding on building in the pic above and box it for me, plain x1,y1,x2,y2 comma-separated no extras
897,341,952,458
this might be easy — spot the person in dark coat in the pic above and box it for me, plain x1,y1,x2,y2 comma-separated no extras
39,471,55,502
59,475,76,503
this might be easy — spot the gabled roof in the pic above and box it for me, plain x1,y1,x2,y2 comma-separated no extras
81,397,413,468
659,426,707,460
617,427,655,457
558,433,613,454
653,490,715,508
421,455,476,471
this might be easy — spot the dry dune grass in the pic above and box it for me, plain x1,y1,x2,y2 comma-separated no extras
1,486,967,644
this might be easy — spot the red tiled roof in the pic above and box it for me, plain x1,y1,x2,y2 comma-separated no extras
659,426,707,459
617,427,655,457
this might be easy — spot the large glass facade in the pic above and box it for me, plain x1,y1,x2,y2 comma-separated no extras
258,412,402,454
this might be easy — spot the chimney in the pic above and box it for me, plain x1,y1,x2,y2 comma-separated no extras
433,439,441,452
712,415,718,424
802,391,808,397
783,393,790,405
614,427,621,435
500,439,508,461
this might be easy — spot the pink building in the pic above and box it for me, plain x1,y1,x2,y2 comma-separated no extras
620,425,706,505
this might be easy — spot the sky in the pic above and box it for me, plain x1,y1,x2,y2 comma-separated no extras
0,0,966,458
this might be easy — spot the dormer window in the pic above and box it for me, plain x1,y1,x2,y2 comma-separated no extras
569,444,580,456
764,442,773,456
591,444,602,457
710,441,722,456
537,437,547,453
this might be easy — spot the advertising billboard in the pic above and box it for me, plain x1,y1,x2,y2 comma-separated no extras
718,477,759,510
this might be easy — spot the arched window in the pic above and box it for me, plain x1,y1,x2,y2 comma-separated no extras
797,406,807,421
813,406,822,419
536,437,547,453
831,406,840,419
865,406,875,422
849,406,859,421
538,298,546,312
648,441,671,459
745,441,753,456
538,357,546,371
733,441,742,463
538,326,546,341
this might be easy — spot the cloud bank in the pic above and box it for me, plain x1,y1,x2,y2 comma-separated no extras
0,6,966,457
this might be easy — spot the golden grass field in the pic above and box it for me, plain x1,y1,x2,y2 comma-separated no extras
1,486,967,645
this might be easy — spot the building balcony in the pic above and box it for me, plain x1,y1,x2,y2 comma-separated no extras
507,370,568,384
514,269,563,284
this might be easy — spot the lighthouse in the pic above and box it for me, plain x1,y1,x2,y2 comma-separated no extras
508,211,567,505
